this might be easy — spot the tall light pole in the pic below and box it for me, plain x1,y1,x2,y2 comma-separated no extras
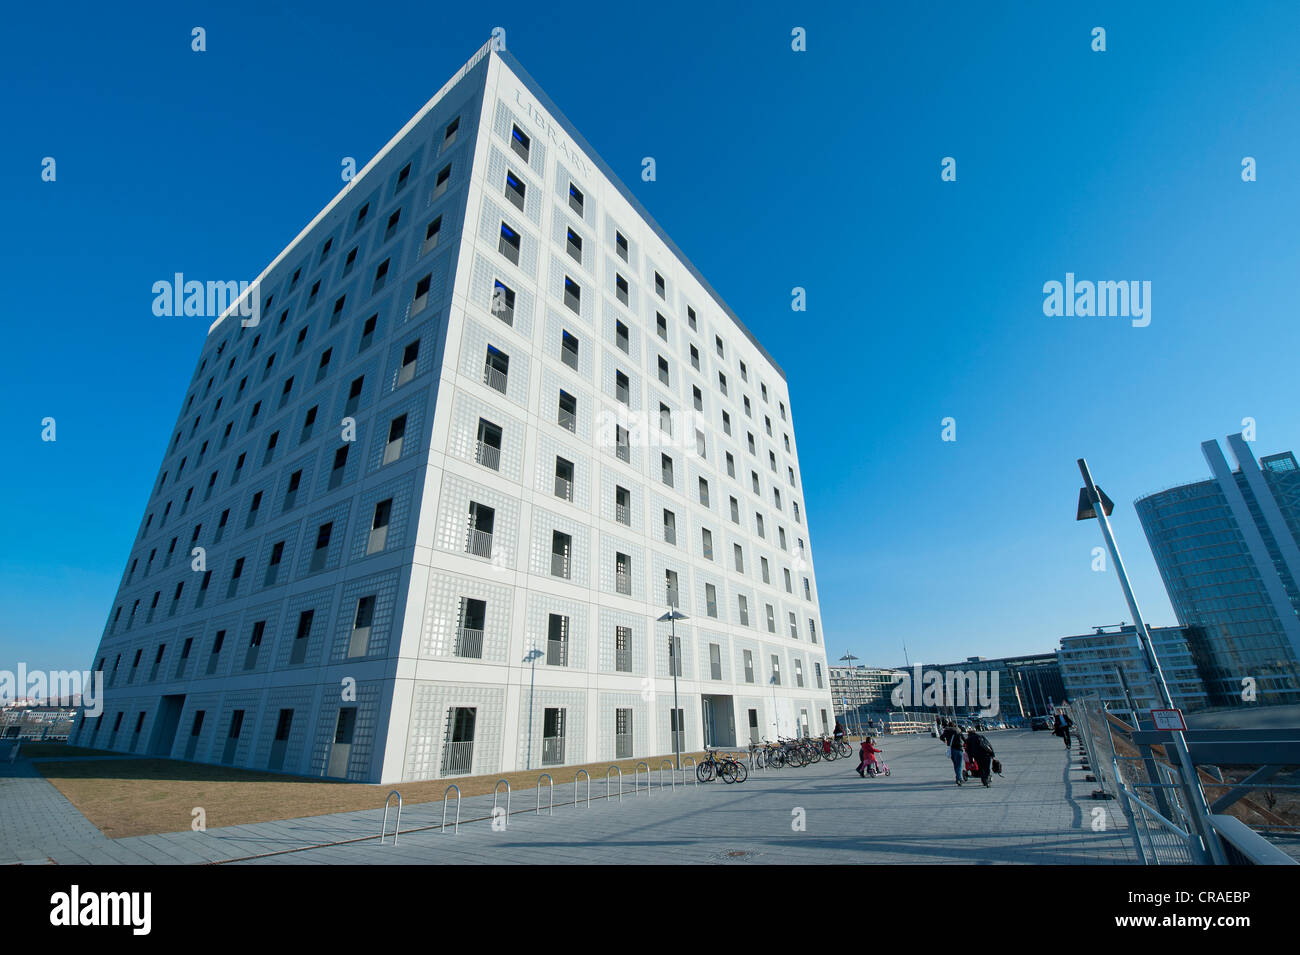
1075,457,1226,865
522,647,543,770
658,608,688,770
838,652,860,735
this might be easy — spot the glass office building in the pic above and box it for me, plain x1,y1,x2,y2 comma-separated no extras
1135,435,1300,706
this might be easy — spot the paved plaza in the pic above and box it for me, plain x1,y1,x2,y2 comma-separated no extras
1,730,1136,865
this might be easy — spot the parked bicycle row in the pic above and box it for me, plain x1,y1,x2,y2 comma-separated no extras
749,735,857,769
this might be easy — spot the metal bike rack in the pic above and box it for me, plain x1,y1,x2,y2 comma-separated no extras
682,755,698,785
379,790,402,846
634,761,650,796
536,774,554,815
659,759,675,791
573,769,591,808
441,784,461,834
493,779,511,827
606,765,623,802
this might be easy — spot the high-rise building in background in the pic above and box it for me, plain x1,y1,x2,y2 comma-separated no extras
74,41,833,782
1058,624,1209,721
1135,434,1300,706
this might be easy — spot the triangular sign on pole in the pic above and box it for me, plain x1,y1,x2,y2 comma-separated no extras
1076,485,1115,521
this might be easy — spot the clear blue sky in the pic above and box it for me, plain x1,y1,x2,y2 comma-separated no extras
3,1,1299,675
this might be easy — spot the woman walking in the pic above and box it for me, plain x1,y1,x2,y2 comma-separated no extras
939,720,964,785
964,727,994,787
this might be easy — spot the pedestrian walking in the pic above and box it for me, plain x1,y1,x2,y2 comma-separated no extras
964,727,995,787
939,720,964,785
1053,710,1073,749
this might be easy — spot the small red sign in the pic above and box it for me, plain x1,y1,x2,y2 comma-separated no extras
1150,708,1187,732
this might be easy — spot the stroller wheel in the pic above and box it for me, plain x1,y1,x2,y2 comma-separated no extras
884,768,891,776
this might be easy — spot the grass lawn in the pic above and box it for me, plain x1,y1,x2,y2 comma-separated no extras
37,749,715,839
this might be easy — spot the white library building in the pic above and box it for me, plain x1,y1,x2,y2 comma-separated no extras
74,42,834,783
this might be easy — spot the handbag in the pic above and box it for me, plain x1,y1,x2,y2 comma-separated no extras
991,758,1003,776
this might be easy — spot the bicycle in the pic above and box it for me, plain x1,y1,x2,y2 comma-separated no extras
697,749,749,783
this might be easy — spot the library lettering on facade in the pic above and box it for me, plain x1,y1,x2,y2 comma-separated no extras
74,42,833,783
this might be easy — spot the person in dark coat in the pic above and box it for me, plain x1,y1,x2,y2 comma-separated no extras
939,720,964,785
964,728,994,787
1053,711,1074,749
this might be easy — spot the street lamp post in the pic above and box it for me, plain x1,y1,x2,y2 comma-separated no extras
522,647,543,770
1076,457,1226,865
658,608,688,770
838,652,860,736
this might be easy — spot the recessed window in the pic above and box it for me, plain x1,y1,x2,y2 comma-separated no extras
422,216,442,255
561,330,580,370
476,419,503,469
412,274,432,313
499,223,521,265
563,276,581,313
654,272,665,298
656,313,667,340
329,445,349,489
395,162,411,193
687,306,697,330
443,116,460,147
505,170,526,210
484,346,509,394
491,280,515,325
345,377,364,416
367,499,392,555
568,182,585,216
616,320,629,353
615,231,628,261
557,390,577,433
434,163,451,198
384,209,401,241
372,258,390,293
309,522,332,572
510,123,531,162
566,228,582,263
554,457,574,502
616,274,629,306
399,340,420,385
